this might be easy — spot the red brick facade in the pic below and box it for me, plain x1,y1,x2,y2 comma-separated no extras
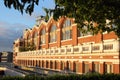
13,17,120,74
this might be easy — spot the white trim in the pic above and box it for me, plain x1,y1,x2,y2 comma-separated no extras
103,39,116,42
113,56,119,59
78,35,92,39
49,42,57,44
71,23,77,26
61,39,72,42
40,44,46,46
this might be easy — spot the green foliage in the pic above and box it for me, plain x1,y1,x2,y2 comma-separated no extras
85,73,101,80
1,74,120,80
66,74,81,80
1,76,24,80
24,75,45,80
27,43,36,51
42,8,51,22
4,0,39,15
45,74,68,80
19,43,36,52
101,73,120,80
51,0,120,37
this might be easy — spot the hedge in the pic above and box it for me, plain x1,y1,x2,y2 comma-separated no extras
1,73,120,80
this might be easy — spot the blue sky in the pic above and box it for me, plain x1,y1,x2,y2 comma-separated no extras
0,0,55,52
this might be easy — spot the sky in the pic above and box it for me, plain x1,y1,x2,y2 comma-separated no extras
0,0,55,52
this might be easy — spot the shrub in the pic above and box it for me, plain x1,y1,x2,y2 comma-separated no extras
1,73,120,80
86,73,101,80
1,76,24,80
102,73,119,80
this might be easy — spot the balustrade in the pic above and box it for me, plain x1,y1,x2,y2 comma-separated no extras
17,40,119,57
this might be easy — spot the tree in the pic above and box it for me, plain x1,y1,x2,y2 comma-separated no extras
52,0,120,37
3,0,120,37
3,0,39,15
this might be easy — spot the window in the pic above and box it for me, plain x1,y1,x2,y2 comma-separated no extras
42,61,44,68
105,64,113,73
46,61,49,68
28,34,31,40
103,44,113,50
33,32,38,46
73,62,76,72
61,61,64,70
50,61,53,69
84,63,89,73
82,47,89,51
55,61,57,69
92,46,100,51
40,28,46,44
64,19,71,27
50,25,57,43
73,47,79,52
62,19,72,40
75,62,79,72
93,63,99,73
19,42,23,46
27,34,31,46
66,61,70,71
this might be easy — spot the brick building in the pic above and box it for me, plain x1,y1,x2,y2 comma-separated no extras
13,16,120,74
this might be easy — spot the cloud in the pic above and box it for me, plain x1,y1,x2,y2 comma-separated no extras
0,21,28,52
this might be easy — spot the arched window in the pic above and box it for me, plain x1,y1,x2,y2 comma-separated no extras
33,32,38,46
50,24,57,43
27,34,31,46
40,28,46,44
62,19,72,40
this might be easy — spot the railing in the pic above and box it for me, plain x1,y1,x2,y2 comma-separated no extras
17,39,119,57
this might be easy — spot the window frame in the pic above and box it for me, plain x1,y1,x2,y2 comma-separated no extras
50,24,57,43
40,28,46,45
62,19,72,40
33,32,38,46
